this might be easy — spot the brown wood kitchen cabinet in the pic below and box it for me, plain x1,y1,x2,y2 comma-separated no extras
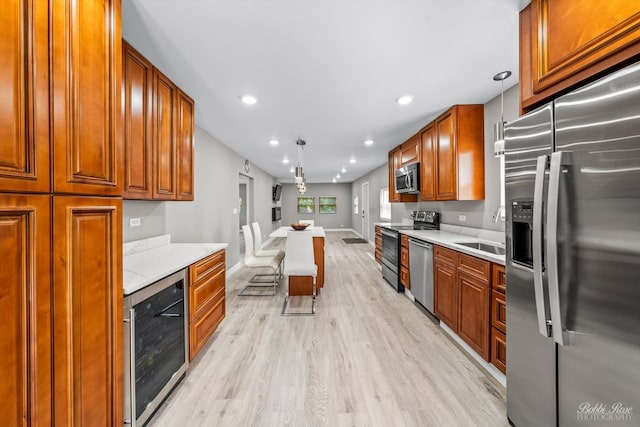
433,105,484,201
123,41,154,199
1,1,125,424
419,124,436,201
189,250,226,361
123,41,195,201
388,145,418,203
433,245,493,361
0,0,50,194
51,0,123,196
491,264,507,373
400,234,411,289
52,196,123,426
375,226,382,264
520,1,640,112
0,194,52,427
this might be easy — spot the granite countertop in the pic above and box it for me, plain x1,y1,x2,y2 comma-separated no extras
123,235,228,295
400,229,505,265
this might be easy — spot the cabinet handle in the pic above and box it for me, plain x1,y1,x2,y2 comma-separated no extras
533,155,551,337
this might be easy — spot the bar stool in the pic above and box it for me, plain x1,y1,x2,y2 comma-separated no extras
282,230,317,316
239,225,283,296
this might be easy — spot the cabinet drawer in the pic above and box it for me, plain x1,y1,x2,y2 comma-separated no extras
401,234,410,248
492,264,506,293
375,249,382,264
190,250,225,284
400,245,409,267
400,265,410,288
492,290,507,334
491,327,507,374
375,225,381,235
189,295,225,361
190,266,225,320
434,245,457,265
458,253,490,283
375,235,382,248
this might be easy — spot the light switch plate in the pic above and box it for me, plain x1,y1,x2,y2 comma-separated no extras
129,218,141,227
458,215,466,222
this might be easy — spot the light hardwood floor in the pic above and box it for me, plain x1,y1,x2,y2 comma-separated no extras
148,231,508,427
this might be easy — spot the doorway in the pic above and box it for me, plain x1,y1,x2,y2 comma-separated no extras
239,174,253,258
361,182,370,241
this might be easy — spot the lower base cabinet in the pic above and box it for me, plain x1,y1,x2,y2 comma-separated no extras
457,272,490,360
434,259,458,330
189,249,226,361
374,226,382,264
491,328,507,374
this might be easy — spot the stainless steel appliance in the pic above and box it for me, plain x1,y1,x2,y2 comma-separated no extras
380,211,439,293
124,269,189,427
504,61,640,427
394,162,420,194
408,238,434,313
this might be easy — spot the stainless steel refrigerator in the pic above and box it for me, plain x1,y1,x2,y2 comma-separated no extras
504,61,640,427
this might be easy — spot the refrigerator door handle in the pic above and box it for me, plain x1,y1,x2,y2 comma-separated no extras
533,155,551,337
547,151,572,346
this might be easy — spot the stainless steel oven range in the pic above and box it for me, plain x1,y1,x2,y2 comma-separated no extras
380,211,439,292
123,269,189,427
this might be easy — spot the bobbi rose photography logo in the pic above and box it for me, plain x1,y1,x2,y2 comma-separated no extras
577,402,633,422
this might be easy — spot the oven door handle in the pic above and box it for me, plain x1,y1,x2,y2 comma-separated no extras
381,228,398,238
154,298,185,318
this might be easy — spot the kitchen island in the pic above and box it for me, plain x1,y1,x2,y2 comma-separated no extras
270,226,325,296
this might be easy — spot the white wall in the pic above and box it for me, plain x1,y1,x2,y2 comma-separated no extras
123,126,278,269
351,84,519,241
351,163,388,240
280,183,352,229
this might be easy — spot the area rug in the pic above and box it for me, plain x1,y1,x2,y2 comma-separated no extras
343,238,369,244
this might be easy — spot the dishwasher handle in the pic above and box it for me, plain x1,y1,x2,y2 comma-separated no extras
408,238,432,249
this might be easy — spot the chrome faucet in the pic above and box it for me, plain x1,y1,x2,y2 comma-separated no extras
492,205,505,223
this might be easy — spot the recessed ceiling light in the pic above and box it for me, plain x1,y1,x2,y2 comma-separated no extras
289,167,294,173
332,178,336,183
336,173,341,179
349,158,356,164
341,167,346,173
364,139,374,146
241,94,257,105
395,95,413,105
269,139,279,146
283,158,289,164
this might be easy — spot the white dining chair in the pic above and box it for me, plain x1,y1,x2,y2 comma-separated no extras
252,222,285,258
239,225,283,296
282,230,317,315
298,219,314,226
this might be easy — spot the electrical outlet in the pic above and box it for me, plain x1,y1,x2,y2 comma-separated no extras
129,218,141,227
458,215,466,222
232,208,238,214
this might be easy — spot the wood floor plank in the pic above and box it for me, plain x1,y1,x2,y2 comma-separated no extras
147,231,507,427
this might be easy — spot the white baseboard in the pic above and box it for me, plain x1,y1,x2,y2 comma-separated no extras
226,262,242,278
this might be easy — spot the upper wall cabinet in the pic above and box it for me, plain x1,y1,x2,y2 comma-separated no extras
123,41,153,199
433,105,484,201
0,1,50,193
52,0,123,196
123,41,195,201
419,124,436,201
520,1,640,111
388,145,418,203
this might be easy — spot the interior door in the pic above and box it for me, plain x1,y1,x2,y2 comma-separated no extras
361,182,369,241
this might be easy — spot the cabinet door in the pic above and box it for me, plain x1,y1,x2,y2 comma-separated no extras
458,272,490,360
0,1,50,193
0,194,51,426
399,134,420,166
152,69,177,200
122,41,153,199
491,328,507,374
176,90,195,201
52,196,122,426
388,151,400,202
434,260,457,330
419,124,436,201
435,109,457,200
51,0,123,196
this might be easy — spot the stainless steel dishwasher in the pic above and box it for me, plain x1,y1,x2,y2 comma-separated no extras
408,238,434,314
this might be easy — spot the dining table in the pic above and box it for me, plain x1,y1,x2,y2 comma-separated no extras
269,226,326,295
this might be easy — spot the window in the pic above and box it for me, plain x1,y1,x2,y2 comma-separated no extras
297,197,315,214
318,196,337,214
380,188,391,220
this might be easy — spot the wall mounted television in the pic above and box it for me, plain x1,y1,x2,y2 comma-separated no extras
272,207,281,222
272,184,282,202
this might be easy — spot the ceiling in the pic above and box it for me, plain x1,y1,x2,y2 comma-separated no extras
122,0,523,184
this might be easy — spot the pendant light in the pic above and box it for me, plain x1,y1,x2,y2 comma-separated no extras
294,138,307,194
493,70,511,157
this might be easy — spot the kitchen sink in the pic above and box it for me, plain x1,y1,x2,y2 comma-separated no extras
455,241,505,255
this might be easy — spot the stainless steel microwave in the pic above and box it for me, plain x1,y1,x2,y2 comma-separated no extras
395,163,420,194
